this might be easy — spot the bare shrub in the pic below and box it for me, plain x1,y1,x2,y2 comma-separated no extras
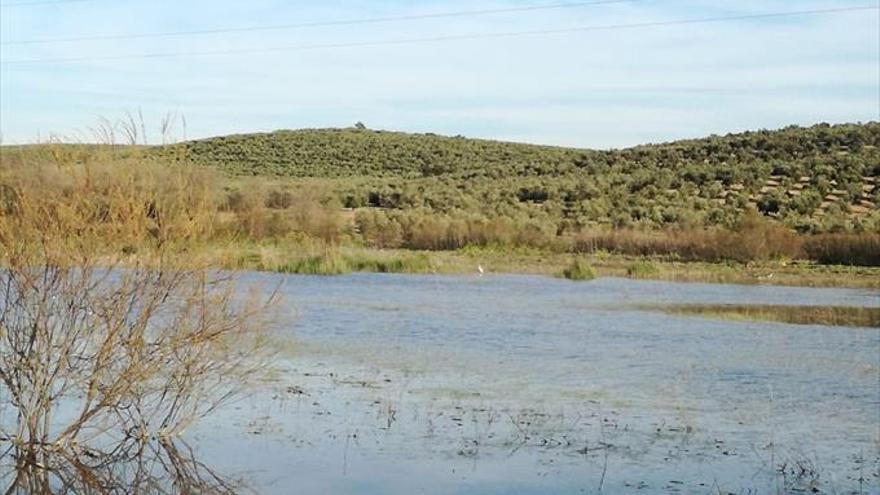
0,153,274,470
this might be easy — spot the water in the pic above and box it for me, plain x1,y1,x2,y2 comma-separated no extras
184,274,880,494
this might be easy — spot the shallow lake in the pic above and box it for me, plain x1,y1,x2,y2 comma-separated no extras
189,274,879,494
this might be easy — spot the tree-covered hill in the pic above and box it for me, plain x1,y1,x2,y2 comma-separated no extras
161,127,585,178
158,123,879,233
163,123,879,180
3,122,877,234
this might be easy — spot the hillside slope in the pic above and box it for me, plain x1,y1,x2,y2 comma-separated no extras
162,128,584,178
160,123,879,233
164,123,879,178
3,123,877,234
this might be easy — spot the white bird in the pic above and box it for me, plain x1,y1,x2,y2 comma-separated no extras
477,265,484,276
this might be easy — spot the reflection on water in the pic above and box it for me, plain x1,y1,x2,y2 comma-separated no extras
1,440,247,495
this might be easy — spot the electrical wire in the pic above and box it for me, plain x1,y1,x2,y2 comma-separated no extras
1,0,90,8
2,5,875,66
2,0,640,45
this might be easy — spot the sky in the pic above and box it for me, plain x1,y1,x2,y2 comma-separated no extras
0,0,878,148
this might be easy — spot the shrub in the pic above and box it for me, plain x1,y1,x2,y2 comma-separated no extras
0,156,273,468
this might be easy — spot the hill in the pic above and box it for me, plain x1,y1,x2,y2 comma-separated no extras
2,122,879,269
162,127,584,178
158,123,880,234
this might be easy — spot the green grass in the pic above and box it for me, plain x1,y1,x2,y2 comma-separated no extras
275,251,351,275
261,249,436,275
626,260,661,278
346,252,434,273
562,258,597,281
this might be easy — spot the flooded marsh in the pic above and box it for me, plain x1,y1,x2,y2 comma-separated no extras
178,274,880,494
2,273,877,493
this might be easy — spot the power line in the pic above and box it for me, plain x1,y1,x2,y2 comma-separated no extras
0,0,90,7
1,0,640,46
2,5,876,66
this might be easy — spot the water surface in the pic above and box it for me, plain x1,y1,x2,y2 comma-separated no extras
191,275,880,494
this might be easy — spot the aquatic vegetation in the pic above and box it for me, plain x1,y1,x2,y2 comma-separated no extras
346,252,434,273
626,260,661,278
651,304,880,327
562,258,597,281
276,251,352,275
272,249,435,275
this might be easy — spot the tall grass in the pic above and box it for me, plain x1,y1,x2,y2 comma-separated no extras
270,250,435,275
626,260,661,278
562,258,597,281
654,304,880,328
573,214,802,263
803,234,880,266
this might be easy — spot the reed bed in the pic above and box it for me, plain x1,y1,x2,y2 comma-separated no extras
652,304,880,328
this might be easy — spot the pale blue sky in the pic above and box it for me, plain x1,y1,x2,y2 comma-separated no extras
0,0,878,148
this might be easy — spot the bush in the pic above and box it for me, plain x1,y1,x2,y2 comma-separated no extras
0,156,273,467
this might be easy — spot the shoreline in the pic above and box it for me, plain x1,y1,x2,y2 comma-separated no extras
196,242,880,290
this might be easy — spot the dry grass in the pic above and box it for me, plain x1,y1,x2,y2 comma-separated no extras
572,214,803,263
803,234,880,266
650,304,880,328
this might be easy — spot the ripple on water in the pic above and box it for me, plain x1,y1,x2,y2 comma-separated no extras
192,274,880,494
